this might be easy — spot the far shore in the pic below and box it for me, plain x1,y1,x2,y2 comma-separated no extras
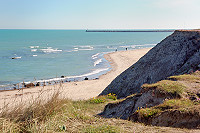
0,48,151,109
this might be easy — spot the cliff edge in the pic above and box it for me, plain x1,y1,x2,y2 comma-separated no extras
100,30,200,99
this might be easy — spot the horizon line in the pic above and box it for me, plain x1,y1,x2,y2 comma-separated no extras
0,28,188,30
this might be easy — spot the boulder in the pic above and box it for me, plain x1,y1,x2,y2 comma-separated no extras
25,83,35,88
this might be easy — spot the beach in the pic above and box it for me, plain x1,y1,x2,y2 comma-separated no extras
0,48,151,109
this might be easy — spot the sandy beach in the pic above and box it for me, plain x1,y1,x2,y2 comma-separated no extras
0,48,150,109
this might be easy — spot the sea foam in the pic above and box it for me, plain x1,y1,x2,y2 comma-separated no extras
66,68,109,79
92,53,100,59
30,46,39,48
94,59,102,66
73,45,94,51
31,49,37,52
40,48,62,53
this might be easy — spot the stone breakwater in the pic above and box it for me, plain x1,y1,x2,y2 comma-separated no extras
99,30,200,99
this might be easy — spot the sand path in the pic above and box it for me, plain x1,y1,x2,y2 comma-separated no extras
0,48,150,109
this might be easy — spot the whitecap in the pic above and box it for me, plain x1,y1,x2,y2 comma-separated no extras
94,59,102,66
92,53,100,59
107,46,117,49
78,49,93,51
31,49,37,52
131,46,136,48
73,45,94,51
30,46,39,48
79,45,93,49
119,45,132,48
40,48,62,53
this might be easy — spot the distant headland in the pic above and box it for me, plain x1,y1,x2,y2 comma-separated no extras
86,29,175,32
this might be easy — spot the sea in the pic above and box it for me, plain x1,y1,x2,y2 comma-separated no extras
0,29,172,90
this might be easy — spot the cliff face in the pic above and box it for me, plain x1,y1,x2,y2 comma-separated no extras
100,30,200,98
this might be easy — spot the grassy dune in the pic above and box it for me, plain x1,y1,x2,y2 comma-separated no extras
0,92,196,133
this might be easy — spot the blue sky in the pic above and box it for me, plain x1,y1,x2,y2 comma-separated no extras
0,0,200,29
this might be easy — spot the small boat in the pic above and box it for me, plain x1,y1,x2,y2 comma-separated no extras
11,57,21,59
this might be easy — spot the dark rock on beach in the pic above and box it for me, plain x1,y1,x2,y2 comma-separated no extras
99,30,200,99
25,83,35,88
36,82,40,86
84,77,89,80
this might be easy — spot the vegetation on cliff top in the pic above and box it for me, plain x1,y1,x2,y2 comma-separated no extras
142,80,186,97
136,99,198,119
131,71,200,128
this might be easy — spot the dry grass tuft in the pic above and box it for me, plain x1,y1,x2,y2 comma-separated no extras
170,74,200,82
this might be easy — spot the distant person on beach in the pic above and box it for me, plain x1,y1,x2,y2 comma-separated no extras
115,49,117,52
126,48,128,51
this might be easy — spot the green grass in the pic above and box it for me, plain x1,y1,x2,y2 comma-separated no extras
82,125,121,133
142,80,186,97
136,99,198,120
170,74,200,82
156,99,195,111
89,93,117,104
137,108,161,118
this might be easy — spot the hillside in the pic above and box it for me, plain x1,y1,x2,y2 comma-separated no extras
1,88,199,132
100,30,200,99
100,70,200,128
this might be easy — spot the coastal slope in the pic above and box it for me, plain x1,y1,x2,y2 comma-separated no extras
100,71,200,128
100,30,200,99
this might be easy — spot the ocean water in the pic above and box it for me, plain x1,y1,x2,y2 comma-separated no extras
0,30,172,90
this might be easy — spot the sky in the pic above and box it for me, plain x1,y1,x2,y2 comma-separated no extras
0,0,200,29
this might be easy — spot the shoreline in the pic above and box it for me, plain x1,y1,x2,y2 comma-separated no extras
0,48,151,109
0,52,111,91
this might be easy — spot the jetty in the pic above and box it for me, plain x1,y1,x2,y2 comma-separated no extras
86,29,175,32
